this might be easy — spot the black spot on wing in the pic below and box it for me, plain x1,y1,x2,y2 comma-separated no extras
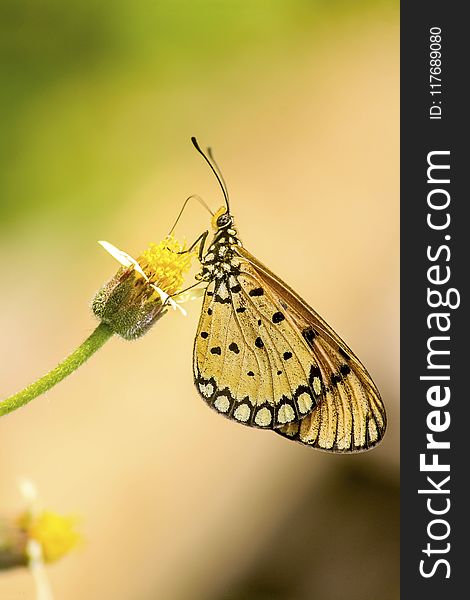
229,342,240,354
340,364,351,376
249,287,264,297
302,327,317,346
255,337,264,349
272,311,285,323
236,307,246,313
200,332,209,339
283,351,293,360
207,308,213,315
247,371,255,377
230,284,241,293
310,366,321,378
210,346,222,355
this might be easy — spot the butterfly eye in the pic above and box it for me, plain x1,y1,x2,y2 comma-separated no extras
216,213,232,228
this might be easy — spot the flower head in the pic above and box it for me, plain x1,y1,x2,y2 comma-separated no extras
0,479,80,573
22,511,80,564
139,236,193,295
92,234,196,340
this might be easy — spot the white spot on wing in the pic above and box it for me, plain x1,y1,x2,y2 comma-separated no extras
234,404,251,422
255,407,272,427
297,392,313,414
313,377,322,395
278,404,295,424
214,395,230,413
199,382,214,398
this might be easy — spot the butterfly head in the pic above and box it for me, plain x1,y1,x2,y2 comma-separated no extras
211,206,233,231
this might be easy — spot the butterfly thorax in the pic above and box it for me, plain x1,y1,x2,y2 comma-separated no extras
199,226,243,283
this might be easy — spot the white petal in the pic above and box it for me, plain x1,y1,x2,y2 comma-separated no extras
98,240,148,280
19,477,38,505
172,302,187,316
150,284,170,303
150,284,187,316
27,539,54,600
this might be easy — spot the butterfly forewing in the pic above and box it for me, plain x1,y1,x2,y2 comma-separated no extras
194,256,323,429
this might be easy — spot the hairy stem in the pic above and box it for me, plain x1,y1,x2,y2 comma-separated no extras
0,323,113,418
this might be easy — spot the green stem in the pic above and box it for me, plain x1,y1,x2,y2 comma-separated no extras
0,322,114,418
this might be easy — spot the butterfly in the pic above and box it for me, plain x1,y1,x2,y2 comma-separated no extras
190,137,386,452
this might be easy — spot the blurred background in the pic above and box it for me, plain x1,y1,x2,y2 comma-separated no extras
0,1,399,598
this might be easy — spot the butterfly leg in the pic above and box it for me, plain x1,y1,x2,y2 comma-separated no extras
165,230,209,261
169,279,205,300
181,230,209,260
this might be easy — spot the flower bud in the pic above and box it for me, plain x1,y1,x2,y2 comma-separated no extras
92,235,194,340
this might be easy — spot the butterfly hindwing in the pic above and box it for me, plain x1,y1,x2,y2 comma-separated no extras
277,336,386,452
235,246,387,451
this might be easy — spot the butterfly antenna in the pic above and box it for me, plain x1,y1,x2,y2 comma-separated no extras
168,194,214,236
191,136,230,214
207,146,229,205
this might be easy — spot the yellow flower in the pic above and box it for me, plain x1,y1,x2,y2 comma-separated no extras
25,511,80,564
92,234,196,340
1,479,81,571
139,235,193,296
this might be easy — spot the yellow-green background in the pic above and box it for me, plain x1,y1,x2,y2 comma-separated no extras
0,1,399,598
